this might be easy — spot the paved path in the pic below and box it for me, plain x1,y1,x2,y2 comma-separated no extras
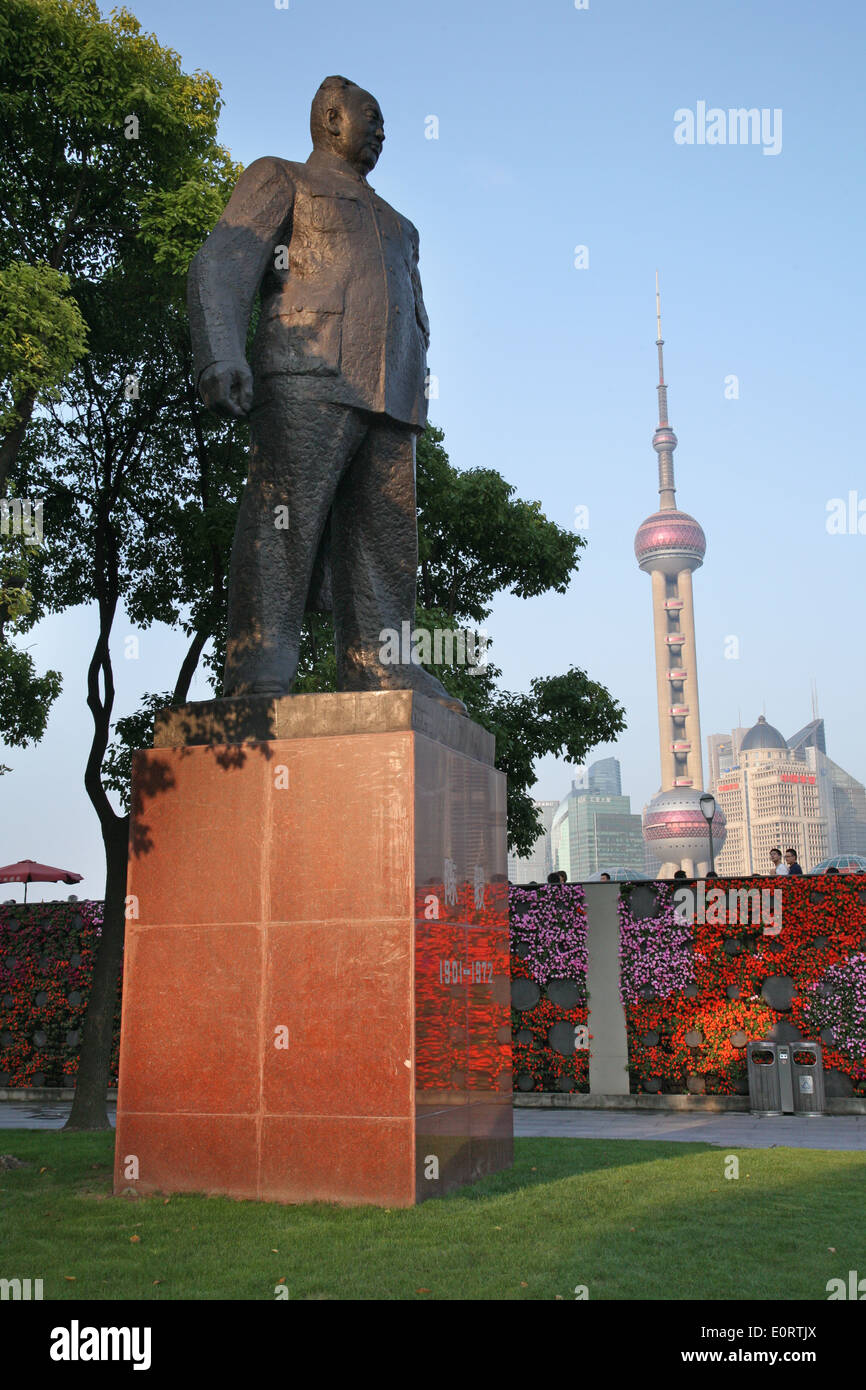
515,1108,866,1150
0,1101,115,1131
1,1102,863,1151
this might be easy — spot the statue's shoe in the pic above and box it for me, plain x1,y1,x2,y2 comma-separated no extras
403,676,467,717
341,668,468,717
222,683,287,698
225,672,468,717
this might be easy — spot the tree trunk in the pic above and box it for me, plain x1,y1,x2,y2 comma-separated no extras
172,625,208,705
64,813,129,1130
0,390,37,494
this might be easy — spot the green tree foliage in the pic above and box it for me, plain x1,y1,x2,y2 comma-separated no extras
416,428,626,851
0,260,86,746
416,424,580,619
0,640,61,748
0,261,88,437
0,0,241,755
19,249,245,1134
0,0,231,486
1,0,243,1128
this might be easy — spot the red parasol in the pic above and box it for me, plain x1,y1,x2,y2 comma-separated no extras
0,859,84,903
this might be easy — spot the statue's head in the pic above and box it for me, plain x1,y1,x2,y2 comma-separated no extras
310,76,384,176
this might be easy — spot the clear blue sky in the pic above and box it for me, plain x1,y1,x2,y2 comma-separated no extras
4,0,866,898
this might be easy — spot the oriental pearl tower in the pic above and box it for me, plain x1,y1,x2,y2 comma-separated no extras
634,276,726,877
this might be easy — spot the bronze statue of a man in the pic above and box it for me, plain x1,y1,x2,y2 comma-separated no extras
188,76,464,714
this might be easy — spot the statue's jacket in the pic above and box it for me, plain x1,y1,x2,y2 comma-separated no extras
187,147,430,431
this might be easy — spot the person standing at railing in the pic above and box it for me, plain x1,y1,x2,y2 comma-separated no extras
769,847,788,876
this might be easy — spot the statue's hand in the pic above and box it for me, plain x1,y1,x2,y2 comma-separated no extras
199,361,254,419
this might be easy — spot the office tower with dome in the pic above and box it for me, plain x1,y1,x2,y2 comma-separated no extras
706,712,866,873
635,278,726,876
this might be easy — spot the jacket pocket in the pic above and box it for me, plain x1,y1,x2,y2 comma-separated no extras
309,194,362,233
256,292,344,377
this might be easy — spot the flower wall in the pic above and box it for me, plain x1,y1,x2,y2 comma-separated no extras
0,901,119,1088
510,884,589,1092
4,879,865,1097
510,877,866,1097
413,880,512,1094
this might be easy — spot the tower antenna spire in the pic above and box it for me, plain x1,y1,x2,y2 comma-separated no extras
655,269,665,386
652,273,675,502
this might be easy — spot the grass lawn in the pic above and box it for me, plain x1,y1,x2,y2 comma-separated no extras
1,1132,864,1300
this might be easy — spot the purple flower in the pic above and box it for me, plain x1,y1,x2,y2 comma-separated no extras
805,953,866,1057
618,885,696,1005
509,885,587,987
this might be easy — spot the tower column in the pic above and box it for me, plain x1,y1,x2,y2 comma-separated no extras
678,567,704,789
637,275,725,880
657,447,676,509
651,569,677,789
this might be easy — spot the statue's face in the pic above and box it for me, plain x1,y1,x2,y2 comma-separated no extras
328,87,384,175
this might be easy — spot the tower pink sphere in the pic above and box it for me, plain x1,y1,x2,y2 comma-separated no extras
634,509,706,574
643,788,727,865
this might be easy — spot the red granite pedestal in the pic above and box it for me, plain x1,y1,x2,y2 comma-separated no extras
113,691,512,1206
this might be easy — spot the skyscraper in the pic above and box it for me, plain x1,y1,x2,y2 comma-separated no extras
710,716,828,873
707,729,749,788
507,799,558,883
707,714,866,870
820,756,866,857
783,713,866,856
635,278,726,876
587,757,622,796
550,788,646,881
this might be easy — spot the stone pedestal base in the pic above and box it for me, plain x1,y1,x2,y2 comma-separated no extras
114,691,512,1206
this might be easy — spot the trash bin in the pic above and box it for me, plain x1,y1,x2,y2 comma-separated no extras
747,1042,782,1115
790,1042,825,1117
747,1040,825,1117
